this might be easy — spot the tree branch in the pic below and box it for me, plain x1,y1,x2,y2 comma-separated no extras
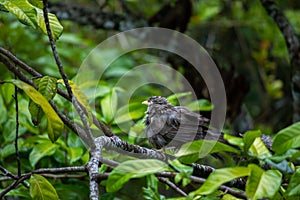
0,53,86,139
95,136,168,161
0,165,87,198
0,47,113,137
157,176,188,197
0,42,247,199
157,172,247,199
0,166,18,180
0,176,29,198
43,0,97,152
13,75,21,177
48,2,147,31
0,47,42,77
0,54,35,88
93,171,247,199
0,47,170,169
261,0,300,122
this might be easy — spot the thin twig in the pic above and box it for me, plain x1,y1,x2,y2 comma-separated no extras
0,54,86,140
48,2,147,31
0,47,113,137
0,177,14,182
0,165,28,190
0,44,247,199
38,173,86,179
42,0,97,151
100,157,119,167
94,172,109,182
0,54,35,88
92,115,113,137
13,74,21,177
0,178,25,198
0,47,42,77
157,172,247,199
98,0,109,10
0,166,87,198
42,0,72,97
0,51,159,159
157,176,188,197
32,166,87,174
93,170,246,199
0,166,18,180
119,0,135,16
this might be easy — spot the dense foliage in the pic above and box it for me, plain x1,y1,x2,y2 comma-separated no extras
0,0,300,199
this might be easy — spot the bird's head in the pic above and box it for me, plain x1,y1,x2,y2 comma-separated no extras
142,96,169,106
142,96,170,114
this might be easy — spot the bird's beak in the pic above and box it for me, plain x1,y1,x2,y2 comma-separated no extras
142,100,148,105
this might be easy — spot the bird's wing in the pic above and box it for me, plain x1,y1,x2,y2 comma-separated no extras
175,106,210,125
167,107,224,144
146,114,168,138
157,108,203,145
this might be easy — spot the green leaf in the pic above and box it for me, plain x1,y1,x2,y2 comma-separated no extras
182,177,191,187
243,130,262,153
143,186,165,200
286,169,300,196
78,81,111,99
222,194,242,200
30,174,59,200
37,4,64,40
52,149,66,164
272,122,300,154
58,79,93,125
223,134,244,148
168,159,193,174
269,149,299,162
0,3,8,11
67,131,84,148
146,174,158,191
186,99,214,111
175,140,240,163
67,147,83,163
101,88,118,123
55,183,89,200
29,141,58,167
2,79,63,142
143,174,165,200
27,0,43,8
248,137,271,159
0,0,63,40
114,102,145,124
246,164,282,200
106,159,169,192
6,185,31,199
37,76,57,99
1,0,37,27
0,144,15,159
29,76,57,125
169,160,192,187
0,93,8,124
28,99,43,126
167,92,192,105
191,167,250,196
174,173,182,184
265,158,293,174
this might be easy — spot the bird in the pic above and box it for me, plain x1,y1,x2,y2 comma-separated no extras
142,96,224,149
